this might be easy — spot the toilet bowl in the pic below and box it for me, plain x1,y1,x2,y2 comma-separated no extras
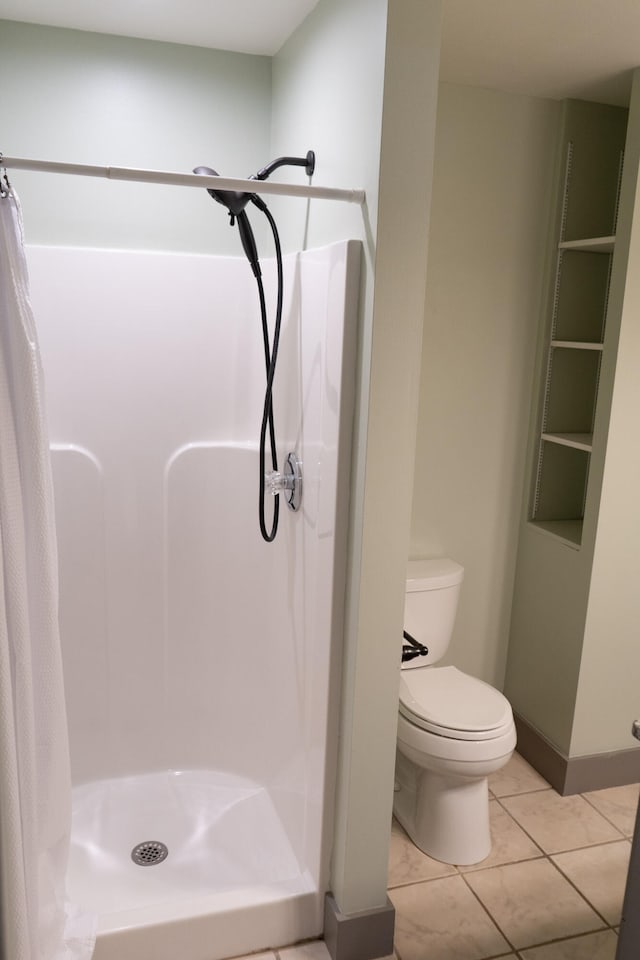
393,560,516,865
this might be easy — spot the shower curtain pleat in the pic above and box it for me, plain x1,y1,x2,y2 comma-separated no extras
0,191,95,960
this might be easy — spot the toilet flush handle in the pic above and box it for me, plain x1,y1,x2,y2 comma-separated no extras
401,630,429,663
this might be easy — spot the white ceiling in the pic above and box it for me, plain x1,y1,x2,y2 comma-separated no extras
0,0,321,56
1,0,640,104
440,0,640,107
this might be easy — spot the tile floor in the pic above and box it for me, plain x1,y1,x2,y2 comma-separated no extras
389,752,638,960
234,753,637,960
234,942,333,960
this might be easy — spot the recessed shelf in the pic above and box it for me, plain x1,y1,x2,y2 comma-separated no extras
529,518,583,548
553,250,611,342
551,340,603,351
544,348,600,435
541,431,593,452
533,442,589,526
558,236,615,253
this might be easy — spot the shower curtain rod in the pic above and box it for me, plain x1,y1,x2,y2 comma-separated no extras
0,155,366,205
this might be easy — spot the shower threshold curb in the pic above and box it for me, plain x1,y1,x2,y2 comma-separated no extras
323,893,394,960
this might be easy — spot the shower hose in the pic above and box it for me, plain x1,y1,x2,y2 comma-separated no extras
248,195,283,543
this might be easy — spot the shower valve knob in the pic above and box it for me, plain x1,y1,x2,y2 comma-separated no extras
265,471,295,494
265,452,302,512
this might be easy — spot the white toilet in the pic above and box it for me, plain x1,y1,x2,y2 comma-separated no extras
393,558,516,866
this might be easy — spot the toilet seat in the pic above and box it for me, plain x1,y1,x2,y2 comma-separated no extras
399,665,513,742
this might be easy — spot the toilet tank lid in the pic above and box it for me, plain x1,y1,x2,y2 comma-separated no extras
406,558,464,591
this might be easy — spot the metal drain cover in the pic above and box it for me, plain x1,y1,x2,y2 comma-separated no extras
131,840,169,866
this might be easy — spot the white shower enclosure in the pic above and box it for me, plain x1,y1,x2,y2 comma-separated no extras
28,239,360,960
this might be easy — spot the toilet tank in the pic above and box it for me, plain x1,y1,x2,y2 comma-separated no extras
403,558,464,667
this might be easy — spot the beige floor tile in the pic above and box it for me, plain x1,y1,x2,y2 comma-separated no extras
464,859,603,949
389,874,510,960
501,790,622,854
388,818,457,887
583,783,640,836
459,800,543,873
279,943,331,960
519,929,618,959
489,752,550,798
552,840,631,924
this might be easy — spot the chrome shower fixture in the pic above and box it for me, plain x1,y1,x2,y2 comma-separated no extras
265,452,303,513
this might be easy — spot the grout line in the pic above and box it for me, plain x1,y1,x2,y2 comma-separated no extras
491,795,547,854
512,927,611,955
489,786,552,800
462,853,614,944
458,870,518,955
447,841,615,954
580,790,635,837
547,854,620,929
454,837,619,933
455,853,547,877
388,845,548,890
388,874,456,890
492,794,627,857
547,836,630,856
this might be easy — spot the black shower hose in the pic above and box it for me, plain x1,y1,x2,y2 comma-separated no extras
250,197,284,543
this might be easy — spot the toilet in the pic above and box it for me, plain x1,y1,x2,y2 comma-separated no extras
393,558,516,866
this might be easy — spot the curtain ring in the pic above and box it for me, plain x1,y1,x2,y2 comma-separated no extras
0,153,12,198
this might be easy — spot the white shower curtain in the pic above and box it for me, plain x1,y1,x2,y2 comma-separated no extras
0,187,95,959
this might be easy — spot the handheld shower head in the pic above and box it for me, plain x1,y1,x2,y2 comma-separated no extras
193,153,309,543
193,150,314,214
193,166,261,278
192,165,250,216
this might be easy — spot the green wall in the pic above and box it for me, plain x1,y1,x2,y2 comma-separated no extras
412,83,559,691
273,0,443,915
0,20,271,252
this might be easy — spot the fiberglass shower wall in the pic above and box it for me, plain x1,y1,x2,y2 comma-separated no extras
26,240,359,948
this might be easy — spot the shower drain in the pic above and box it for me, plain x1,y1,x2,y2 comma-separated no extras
131,840,169,866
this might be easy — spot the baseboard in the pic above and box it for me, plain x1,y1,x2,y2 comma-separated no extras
564,749,640,795
323,893,395,960
514,713,640,795
513,714,567,793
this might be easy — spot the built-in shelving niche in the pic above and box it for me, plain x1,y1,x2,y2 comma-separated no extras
533,441,590,547
529,99,627,549
553,249,611,342
531,286,608,548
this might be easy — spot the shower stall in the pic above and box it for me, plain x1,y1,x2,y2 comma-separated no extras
27,237,360,960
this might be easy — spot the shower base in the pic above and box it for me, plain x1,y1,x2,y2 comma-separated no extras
68,769,319,960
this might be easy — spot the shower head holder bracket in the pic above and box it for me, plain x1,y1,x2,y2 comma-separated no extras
254,151,315,182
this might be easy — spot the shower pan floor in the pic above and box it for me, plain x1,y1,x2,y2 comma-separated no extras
68,768,305,918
